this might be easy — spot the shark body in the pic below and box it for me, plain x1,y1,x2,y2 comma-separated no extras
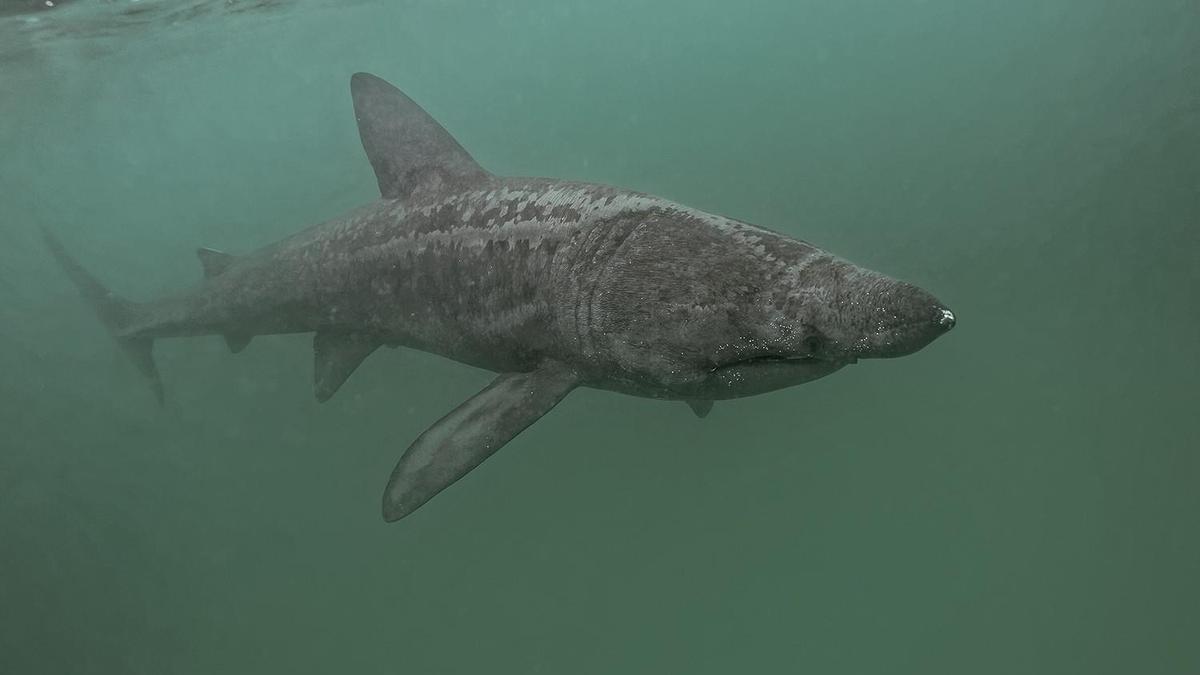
47,73,955,520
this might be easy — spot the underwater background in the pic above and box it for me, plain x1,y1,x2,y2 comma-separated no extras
1,0,1197,673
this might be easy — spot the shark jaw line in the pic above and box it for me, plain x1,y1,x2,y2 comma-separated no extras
713,353,819,373
712,352,858,374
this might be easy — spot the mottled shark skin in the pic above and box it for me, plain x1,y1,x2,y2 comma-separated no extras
45,72,955,521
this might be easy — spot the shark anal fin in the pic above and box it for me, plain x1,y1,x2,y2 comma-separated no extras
224,333,253,354
382,363,579,522
686,399,713,418
350,72,490,202
196,247,236,278
313,331,381,402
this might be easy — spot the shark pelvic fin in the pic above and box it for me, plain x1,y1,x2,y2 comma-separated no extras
350,72,490,202
224,333,253,354
686,400,713,418
42,228,164,404
382,362,579,521
313,331,381,402
196,247,236,278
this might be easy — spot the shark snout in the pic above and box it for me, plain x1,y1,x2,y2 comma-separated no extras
936,307,956,331
854,282,955,359
893,299,955,357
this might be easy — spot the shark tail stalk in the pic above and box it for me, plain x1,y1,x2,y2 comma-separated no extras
42,228,164,404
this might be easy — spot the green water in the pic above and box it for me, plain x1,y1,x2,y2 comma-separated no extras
1,1,1197,673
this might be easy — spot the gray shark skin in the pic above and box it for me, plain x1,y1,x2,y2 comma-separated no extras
45,72,955,522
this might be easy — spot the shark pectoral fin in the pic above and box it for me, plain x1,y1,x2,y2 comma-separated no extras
382,363,579,522
196,247,236,278
313,331,381,402
686,399,713,418
350,72,490,201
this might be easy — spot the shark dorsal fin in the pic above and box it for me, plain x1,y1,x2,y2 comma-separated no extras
196,247,236,278
350,72,490,202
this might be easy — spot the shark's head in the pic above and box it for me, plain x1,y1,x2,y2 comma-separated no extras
701,252,955,396
784,255,955,361
584,211,954,399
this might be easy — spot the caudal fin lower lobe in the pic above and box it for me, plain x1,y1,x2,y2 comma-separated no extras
42,228,164,404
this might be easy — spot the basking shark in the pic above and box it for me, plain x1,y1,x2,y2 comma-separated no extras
46,72,955,521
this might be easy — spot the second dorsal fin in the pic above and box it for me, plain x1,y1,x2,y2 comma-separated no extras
196,247,236,278
350,72,490,202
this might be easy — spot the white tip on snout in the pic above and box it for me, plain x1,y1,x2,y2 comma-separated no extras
937,308,956,329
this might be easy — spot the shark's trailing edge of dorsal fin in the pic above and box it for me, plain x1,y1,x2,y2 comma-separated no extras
350,72,490,202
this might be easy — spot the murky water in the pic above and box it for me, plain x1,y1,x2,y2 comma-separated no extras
1,1,1197,673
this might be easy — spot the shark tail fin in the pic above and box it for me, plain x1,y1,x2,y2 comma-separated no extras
350,72,491,202
42,228,164,404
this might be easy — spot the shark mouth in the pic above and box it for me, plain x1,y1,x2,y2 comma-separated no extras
702,351,852,397
712,353,821,373
736,354,820,365
714,352,860,373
